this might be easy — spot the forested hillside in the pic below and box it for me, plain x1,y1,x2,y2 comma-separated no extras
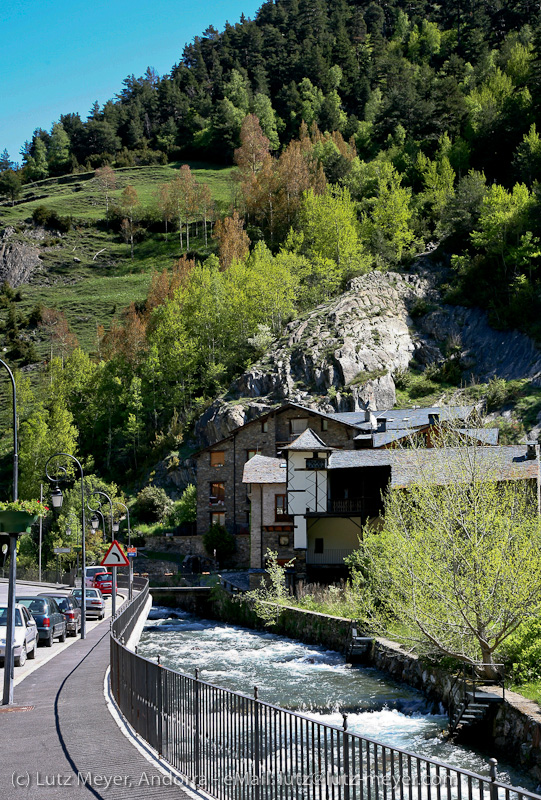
1,0,541,509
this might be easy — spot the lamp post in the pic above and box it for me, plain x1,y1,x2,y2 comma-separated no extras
90,490,119,615
115,501,133,599
66,512,80,580
1,357,18,706
90,490,114,541
45,454,87,640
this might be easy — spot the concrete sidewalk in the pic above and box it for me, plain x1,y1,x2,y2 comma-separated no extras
0,618,193,799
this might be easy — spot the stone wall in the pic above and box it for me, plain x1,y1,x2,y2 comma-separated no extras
142,533,250,568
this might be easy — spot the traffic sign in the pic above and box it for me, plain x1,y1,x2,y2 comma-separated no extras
127,547,137,558
100,540,129,567
53,547,71,554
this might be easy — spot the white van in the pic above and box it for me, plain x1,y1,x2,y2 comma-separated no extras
84,565,106,587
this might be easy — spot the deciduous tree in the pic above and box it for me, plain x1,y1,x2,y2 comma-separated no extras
352,427,541,678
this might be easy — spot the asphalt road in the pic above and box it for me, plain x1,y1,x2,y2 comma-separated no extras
0,580,121,690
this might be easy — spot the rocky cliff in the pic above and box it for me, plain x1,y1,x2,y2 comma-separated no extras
196,267,541,445
0,227,43,287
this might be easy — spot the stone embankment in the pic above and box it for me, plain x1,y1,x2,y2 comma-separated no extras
157,589,541,783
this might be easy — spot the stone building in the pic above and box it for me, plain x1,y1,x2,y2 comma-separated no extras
193,401,481,570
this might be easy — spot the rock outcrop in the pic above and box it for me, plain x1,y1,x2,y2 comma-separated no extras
196,268,541,445
0,227,42,287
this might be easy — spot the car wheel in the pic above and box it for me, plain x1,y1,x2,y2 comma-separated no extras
59,625,67,643
45,630,53,647
15,644,27,667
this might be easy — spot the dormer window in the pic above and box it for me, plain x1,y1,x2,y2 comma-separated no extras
321,419,328,431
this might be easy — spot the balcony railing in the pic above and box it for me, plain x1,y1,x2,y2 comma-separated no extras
327,499,382,515
306,547,355,565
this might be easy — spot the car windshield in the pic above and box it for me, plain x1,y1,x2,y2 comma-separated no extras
0,608,23,626
17,598,46,614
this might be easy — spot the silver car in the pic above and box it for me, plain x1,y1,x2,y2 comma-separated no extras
0,604,38,666
70,588,105,619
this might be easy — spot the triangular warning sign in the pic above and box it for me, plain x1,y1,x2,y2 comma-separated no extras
101,539,129,567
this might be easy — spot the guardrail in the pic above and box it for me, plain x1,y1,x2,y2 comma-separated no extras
110,589,539,800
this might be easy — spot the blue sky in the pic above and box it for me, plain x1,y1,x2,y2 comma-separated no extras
1,0,263,164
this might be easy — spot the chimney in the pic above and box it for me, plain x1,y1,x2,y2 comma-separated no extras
428,412,440,426
526,442,537,460
363,402,371,422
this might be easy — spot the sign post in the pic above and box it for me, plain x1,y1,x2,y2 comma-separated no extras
127,547,137,601
100,540,129,617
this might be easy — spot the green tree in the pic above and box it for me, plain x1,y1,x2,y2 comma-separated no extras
0,169,22,205
26,137,49,180
47,122,71,173
352,428,541,678
298,186,370,280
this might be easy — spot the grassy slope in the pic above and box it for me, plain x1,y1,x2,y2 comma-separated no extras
0,162,235,354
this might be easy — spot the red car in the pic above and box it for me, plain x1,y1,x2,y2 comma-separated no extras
92,572,115,595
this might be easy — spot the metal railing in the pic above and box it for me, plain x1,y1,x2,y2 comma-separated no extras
110,592,540,800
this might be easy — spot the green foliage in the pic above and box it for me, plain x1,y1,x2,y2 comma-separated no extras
354,428,541,676
499,618,541,685
246,549,294,626
202,523,236,562
134,485,172,523
167,484,197,527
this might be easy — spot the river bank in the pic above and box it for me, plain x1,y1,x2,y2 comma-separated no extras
149,587,541,786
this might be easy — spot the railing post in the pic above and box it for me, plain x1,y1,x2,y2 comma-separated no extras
343,713,350,800
489,758,499,800
157,658,163,757
254,686,261,800
194,668,201,786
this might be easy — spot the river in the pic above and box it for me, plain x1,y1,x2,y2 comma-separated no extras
138,606,535,791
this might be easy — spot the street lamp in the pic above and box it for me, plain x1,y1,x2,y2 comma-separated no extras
90,490,114,541
1,357,18,706
45,454,87,640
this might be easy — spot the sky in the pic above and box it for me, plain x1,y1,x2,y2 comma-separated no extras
1,0,263,165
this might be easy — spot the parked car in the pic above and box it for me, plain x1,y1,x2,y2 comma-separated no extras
85,566,107,587
0,604,38,666
16,596,67,647
38,593,82,636
70,588,105,619
92,572,115,595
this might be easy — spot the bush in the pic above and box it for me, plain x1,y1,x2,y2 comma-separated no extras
202,524,236,562
32,205,71,233
499,617,541,685
134,486,172,523
167,484,197,527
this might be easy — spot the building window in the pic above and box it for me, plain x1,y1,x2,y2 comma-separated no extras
211,512,225,527
275,494,287,519
261,420,268,432
210,451,225,467
314,538,324,554
210,482,225,505
290,418,308,434
321,418,328,431
247,449,258,460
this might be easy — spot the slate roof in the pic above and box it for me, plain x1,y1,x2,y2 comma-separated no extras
458,428,499,445
282,428,331,450
243,455,286,484
328,445,537,486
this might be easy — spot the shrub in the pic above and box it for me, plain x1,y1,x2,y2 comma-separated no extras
499,617,541,685
134,486,172,523
202,523,236,562
167,484,197,527
31,205,71,233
